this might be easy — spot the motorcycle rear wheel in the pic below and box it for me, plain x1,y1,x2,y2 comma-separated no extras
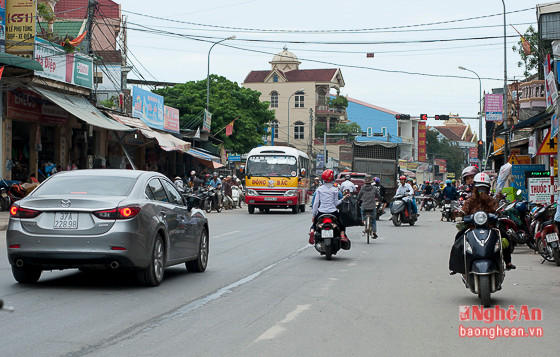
537,239,555,262
325,244,333,260
392,214,401,227
553,248,560,266
478,275,492,307
204,200,212,213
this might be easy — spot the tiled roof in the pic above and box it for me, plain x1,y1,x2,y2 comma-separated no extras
244,68,337,83
55,0,120,19
95,50,122,64
432,126,462,141
346,96,399,115
37,20,85,39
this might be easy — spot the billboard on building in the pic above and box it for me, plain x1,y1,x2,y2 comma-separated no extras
5,0,35,54
0,0,6,52
434,159,447,173
7,88,68,125
34,37,93,89
131,86,164,130
163,105,180,133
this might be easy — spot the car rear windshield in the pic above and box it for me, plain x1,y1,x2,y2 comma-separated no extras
32,176,137,196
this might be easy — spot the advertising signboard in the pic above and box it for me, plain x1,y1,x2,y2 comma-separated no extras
7,88,68,125
434,158,447,173
163,105,180,133
485,94,503,122
511,164,545,200
0,0,6,52
34,37,93,89
528,176,558,204
5,0,35,54
131,86,164,130
203,109,212,131
418,121,426,162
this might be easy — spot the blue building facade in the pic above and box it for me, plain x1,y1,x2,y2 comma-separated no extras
344,97,401,143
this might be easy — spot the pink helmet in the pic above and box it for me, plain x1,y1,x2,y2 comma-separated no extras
462,166,480,181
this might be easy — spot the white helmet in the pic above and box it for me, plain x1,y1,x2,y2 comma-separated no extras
190,170,196,176
473,172,491,188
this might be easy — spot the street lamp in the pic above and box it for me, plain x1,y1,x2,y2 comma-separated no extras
287,88,305,146
206,36,236,112
458,66,482,163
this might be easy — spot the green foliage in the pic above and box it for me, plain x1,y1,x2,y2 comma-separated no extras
37,3,55,23
511,26,552,78
329,95,348,108
154,75,275,153
315,122,361,139
99,98,115,109
426,129,466,177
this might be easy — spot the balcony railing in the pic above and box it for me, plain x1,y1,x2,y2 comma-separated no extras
518,80,546,109
315,105,346,115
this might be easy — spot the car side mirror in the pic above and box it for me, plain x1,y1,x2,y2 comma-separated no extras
185,195,200,211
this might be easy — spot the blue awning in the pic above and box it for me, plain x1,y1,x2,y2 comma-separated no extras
186,148,221,162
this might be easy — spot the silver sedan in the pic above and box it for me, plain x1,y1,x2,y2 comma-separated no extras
6,169,209,286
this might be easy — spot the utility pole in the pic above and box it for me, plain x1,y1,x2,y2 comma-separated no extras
85,0,97,56
308,108,314,160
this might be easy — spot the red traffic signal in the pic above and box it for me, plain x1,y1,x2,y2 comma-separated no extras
435,114,449,120
420,114,428,120
478,140,483,145
395,114,410,120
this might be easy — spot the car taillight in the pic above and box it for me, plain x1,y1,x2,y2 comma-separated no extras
93,206,141,220
10,205,42,218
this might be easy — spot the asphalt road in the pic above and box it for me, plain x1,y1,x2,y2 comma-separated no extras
0,207,559,356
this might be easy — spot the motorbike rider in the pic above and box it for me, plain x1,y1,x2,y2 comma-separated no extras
339,174,356,194
373,177,387,213
222,175,234,210
309,169,351,246
450,172,515,273
357,175,382,238
208,172,223,206
396,175,418,216
461,165,479,194
420,181,433,211
188,171,204,191
440,179,458,221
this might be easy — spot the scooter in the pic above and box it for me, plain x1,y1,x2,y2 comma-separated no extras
531,203,560,265
390,195,417,226
422,194,435,211
452,211,505,307
313,214,350,260
442,198,457,222
376,200,385,220
232,186,243,208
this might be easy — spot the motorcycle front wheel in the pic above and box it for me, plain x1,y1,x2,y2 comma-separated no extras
204,199,212,213
537,239,555,262
478,275,492,307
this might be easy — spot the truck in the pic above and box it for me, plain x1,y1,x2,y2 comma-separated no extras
351,141,399,201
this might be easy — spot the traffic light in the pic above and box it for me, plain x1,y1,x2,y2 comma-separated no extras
435,115,449,120
420,114,428,120
395,114,410,120
477,140,484,162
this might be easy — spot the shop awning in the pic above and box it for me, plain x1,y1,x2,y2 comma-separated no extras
490,147,504,156
186,147,221,162
196,158,224,169
109,113,191,152
30,86,133,132
0,52,43,71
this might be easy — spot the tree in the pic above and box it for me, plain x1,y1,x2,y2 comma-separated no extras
426,129,467,177
511,25,552,79
154,75,275,153
315,122,361,140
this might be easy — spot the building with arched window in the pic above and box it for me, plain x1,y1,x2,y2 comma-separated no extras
243,47,346,155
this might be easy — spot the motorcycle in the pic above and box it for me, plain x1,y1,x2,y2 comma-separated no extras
312,214,350,260
433,190,443,208
376,200,384,220
452,211,505,307
496,193,530,253
442,198,457,222
421,194,435,211
531,203,560,265
232,186,243,208
200,187,222,213
390,195,417,226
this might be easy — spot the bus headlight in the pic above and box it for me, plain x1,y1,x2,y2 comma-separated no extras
246,189,258,196
284,190,296,197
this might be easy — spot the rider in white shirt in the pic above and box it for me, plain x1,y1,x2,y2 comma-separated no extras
339,175,356,193
395,175,418,215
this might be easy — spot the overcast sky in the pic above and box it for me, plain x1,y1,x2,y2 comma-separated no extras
122,0,547,132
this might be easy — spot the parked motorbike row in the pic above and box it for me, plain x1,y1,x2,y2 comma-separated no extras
0,182,28,212
182,186,245,213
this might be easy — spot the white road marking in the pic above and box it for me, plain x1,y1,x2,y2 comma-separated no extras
213,230,240,238
255,305,311,342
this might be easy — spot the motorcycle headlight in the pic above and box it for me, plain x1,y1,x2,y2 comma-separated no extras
494,239,501,252
284,190,296,197
246,189,258,196
473,211,488,226
465,241,473,254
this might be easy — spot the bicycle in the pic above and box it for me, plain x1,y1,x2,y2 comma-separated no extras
363,209,376,244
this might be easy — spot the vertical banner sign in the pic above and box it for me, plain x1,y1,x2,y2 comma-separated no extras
163,105,180,133
469,147,478,164
203,109,212,131
0,0,6,52
528,131,537,157
418,121,426,162
131,86,164,130
552,113,560,138
5,0,35,54
544,54,558,108
485,94,503,122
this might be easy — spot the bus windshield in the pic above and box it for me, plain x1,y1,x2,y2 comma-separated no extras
247,155,298,177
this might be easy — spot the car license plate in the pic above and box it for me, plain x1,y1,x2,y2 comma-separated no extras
264,197,277,201
54,212,78,229
546,233,559,243
322,229,334,238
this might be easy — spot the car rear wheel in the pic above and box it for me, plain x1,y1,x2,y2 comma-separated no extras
137,235,165,286
12,265,42,284
187,229,209,272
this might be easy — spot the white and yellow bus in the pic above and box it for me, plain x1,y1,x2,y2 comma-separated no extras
244,146,310,214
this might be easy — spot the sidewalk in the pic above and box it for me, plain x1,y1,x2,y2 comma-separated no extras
0,211,9,230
